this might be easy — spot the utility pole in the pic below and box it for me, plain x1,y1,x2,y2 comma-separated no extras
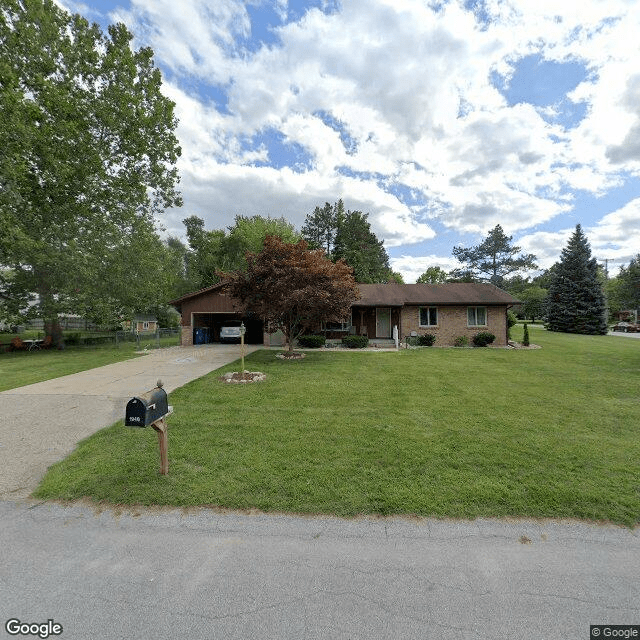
598,258,620,280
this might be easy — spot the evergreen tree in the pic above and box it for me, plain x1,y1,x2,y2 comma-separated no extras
301,200,344,258
301,201,392,283
546,225,607,334
451,225,537,286
333,210,391,283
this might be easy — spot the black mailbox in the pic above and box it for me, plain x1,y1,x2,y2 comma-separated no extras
125,387,169,427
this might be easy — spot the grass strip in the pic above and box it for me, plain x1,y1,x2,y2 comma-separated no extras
33,326,640,526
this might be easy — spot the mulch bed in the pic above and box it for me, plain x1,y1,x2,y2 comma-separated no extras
508,341,542,349
276,352,306,360
219,371,266,383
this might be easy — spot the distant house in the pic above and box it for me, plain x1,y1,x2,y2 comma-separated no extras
122,314,159,333
170,282,519,347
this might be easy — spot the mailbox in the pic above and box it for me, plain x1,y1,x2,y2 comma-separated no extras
125,387,169,427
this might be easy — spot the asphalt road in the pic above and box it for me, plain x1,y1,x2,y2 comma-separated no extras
1,500,638,640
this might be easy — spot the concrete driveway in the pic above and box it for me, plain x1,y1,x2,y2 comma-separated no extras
0,344,259,499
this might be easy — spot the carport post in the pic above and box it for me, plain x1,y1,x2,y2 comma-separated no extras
240,322,246,379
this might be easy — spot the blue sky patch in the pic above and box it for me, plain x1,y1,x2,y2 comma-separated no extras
245,128,314,172
492,54,590,129
243,3,283,52
500,54,589,107
314,111,358,155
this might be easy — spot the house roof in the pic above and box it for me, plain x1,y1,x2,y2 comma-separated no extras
355,283,520,307
169,281,520,310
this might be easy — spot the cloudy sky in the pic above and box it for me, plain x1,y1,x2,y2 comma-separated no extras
58,0,640,281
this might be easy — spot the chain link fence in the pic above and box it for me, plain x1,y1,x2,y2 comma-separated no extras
64,328,181,349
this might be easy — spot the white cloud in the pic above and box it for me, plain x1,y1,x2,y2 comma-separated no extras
56,0,640,269
390,254,461,284
587,199,640,264
518,199,640,275
518,229,575,271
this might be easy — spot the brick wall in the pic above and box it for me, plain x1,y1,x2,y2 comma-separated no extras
181,325,193,346
401,305,508,346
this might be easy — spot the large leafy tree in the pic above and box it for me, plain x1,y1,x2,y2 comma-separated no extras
518,286,548,322
546,225,607,334
0,0,181,333
451,225,537,286
616,254,640,311
224,215,300,271
182,216,227,289
416,266,448,284
182,214,300,290
220,236,359,353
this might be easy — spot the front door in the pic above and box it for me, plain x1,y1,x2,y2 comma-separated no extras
376,307,391,338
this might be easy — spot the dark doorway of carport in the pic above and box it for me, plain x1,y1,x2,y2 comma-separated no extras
192,312,263,344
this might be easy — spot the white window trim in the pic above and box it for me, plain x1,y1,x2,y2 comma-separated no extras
467,306,487,327
419,306,438,327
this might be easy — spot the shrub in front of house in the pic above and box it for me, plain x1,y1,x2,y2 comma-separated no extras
472,331,496,347
454,335,469,347
297,334,326,348
341,335,369,349
417,334,436,346
523,323,530,346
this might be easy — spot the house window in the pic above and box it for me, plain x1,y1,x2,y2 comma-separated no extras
467,306,487,326
142,321,150,330
322,313,352,332
322,321,351,332
419,307,438,327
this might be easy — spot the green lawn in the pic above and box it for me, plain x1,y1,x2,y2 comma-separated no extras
33,325,640,526
0,345,143,392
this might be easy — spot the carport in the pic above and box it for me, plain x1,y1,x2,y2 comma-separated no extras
192,312,263,344
169,284,265,346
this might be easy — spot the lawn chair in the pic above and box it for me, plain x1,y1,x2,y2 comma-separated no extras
10,336,25,351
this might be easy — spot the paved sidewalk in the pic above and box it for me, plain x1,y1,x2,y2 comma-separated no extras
0,344,259,499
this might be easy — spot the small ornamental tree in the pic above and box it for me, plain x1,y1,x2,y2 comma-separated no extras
220,236,360,353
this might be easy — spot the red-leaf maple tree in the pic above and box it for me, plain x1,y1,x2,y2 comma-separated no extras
219,236,360,352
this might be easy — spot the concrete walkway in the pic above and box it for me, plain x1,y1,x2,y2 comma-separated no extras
0,344,259,499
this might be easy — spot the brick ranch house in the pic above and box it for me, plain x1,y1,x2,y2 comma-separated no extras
170,282,519,347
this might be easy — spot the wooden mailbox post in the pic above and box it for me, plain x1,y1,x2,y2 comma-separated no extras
125,383,172,475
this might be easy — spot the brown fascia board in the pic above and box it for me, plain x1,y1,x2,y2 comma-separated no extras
168,281,229,307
